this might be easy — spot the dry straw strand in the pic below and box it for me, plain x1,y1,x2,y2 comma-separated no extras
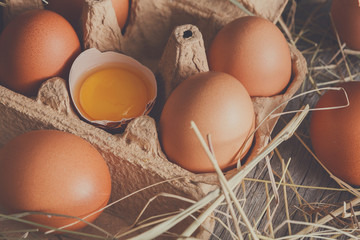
206,135,244,240
329,12,353,82
228,0,253,16
265,183,274,237
0,213,108,239
186,125,257,240
255,157,292,231
42,177,186,235
127,105,309,239
270,87,349,119
279,17,296,46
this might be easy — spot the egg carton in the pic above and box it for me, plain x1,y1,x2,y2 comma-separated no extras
0,0,307,238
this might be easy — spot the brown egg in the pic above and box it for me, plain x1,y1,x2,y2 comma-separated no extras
111,0,130,29
0,130,112,231
0,10,81,96
331,0,360,50
310,82,360,185
208,16,292,97
45,0,130,30
159,71,255,173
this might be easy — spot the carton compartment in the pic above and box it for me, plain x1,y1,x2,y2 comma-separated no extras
0,0,307,237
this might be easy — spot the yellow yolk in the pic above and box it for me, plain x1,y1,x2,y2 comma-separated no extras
79,67,149,121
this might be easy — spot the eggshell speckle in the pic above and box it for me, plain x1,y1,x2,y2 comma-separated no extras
208,16,292,97
0,9,81,96
159,71,255,173
330,0,360,50
0,130,112,231
310,82,360,185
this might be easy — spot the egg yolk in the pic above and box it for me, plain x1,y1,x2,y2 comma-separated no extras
79,67,149,121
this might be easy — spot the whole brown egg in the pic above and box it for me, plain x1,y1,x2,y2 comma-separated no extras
159,71,255,173
0,9,81,96
310,82,360,185
45,0,130,30
208,16,292,97
331,0,360,50
0,130,112,231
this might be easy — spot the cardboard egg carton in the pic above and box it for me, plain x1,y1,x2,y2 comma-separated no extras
0,0,307,237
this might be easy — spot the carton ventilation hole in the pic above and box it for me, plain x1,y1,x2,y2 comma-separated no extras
183,30,193,39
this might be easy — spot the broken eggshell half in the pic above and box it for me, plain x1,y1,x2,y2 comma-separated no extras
68,48,157,130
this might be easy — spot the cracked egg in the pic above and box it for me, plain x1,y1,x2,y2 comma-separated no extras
69,48,157,130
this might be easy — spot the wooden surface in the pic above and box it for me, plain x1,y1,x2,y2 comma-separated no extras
212,0,360,239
